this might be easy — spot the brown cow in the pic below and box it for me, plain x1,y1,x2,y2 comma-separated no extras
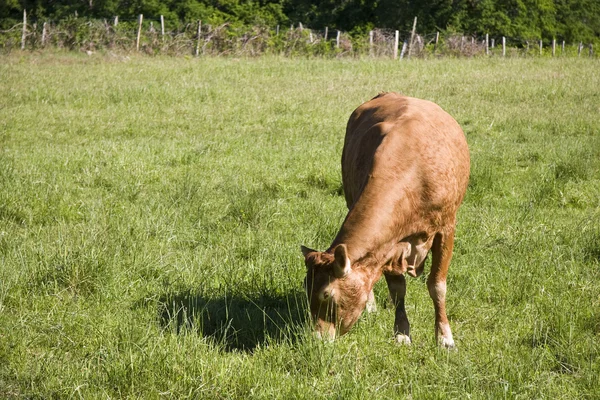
301,92,470,347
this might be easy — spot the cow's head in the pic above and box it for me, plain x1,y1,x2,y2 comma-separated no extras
301,244,373,339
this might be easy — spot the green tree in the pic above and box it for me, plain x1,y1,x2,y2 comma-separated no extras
555,0,600,43
0,0,597,43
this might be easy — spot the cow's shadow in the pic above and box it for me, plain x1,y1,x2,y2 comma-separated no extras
158,290,308,352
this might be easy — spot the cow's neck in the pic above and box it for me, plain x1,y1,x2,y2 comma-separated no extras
328,186,413,267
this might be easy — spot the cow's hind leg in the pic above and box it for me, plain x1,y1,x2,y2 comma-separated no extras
428,228,456,348
385,273,410,344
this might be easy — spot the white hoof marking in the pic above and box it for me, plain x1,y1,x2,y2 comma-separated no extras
439,336,455,349
395,334,412,345
366,301,377,313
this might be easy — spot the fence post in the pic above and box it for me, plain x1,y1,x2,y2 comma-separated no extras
393,30,399,59
460,36,464,53
336,30,340,48
552,39,556,57
561,40,565,55
485,33,489,55
21,9,27,50
539,39,542,56
41,21,47,47
578,42,582,57
502,36,506,57
491,38,495,48
400,40,407,59
407,16,417,59
136,14,143,51
276,25,279,35
324,27,328,41
160,15,165,38
195,20,201,56
434,31,439,54
590,43,594,57
369,30,373,56
114,16,118,26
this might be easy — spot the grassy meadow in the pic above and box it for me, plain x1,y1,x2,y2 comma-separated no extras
0,53,599,398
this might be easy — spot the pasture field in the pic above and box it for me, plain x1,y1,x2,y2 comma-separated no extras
0,53,599,398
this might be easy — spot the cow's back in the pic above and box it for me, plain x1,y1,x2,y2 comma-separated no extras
341,93,470,230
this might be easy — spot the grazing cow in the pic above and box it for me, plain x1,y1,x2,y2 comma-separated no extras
301,92,470,347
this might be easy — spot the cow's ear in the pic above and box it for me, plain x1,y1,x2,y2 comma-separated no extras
333,244,352,278
301,245,316,258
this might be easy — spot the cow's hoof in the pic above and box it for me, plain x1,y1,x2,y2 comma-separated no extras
395,334,411,345
314,331,335,343
438,336,456,349
365,301,377,313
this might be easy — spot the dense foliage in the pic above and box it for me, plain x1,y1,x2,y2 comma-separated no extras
1,0,599,43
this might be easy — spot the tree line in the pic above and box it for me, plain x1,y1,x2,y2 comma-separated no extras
1,0,599,44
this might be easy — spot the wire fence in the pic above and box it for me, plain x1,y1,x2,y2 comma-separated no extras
1,14,596,59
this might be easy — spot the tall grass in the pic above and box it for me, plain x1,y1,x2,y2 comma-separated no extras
0,54,599,398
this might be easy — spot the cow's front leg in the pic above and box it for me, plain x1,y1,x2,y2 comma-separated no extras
385,273,410,344
365,289,377,313
428,229,456,348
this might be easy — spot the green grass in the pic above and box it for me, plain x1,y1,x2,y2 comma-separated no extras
1,53,599,398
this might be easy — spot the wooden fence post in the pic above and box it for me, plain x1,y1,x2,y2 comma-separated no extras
502,36,506,57
552,39,556,57
114,16,118,26
195,20,201,56
485,33,489,55
434,31,439,54
400,40,407,59
590,44,594,57
136,14,143,51
460,36,464,53
21,9,27,50
160,15,165,38
578,42,582,57
324,27,328,41
393,30,399,59
561,40,565,55
369,30,373,56
336,30,340,48
41,22,47,47
491,38,495,48
407,17,417,59
539,39,542,56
